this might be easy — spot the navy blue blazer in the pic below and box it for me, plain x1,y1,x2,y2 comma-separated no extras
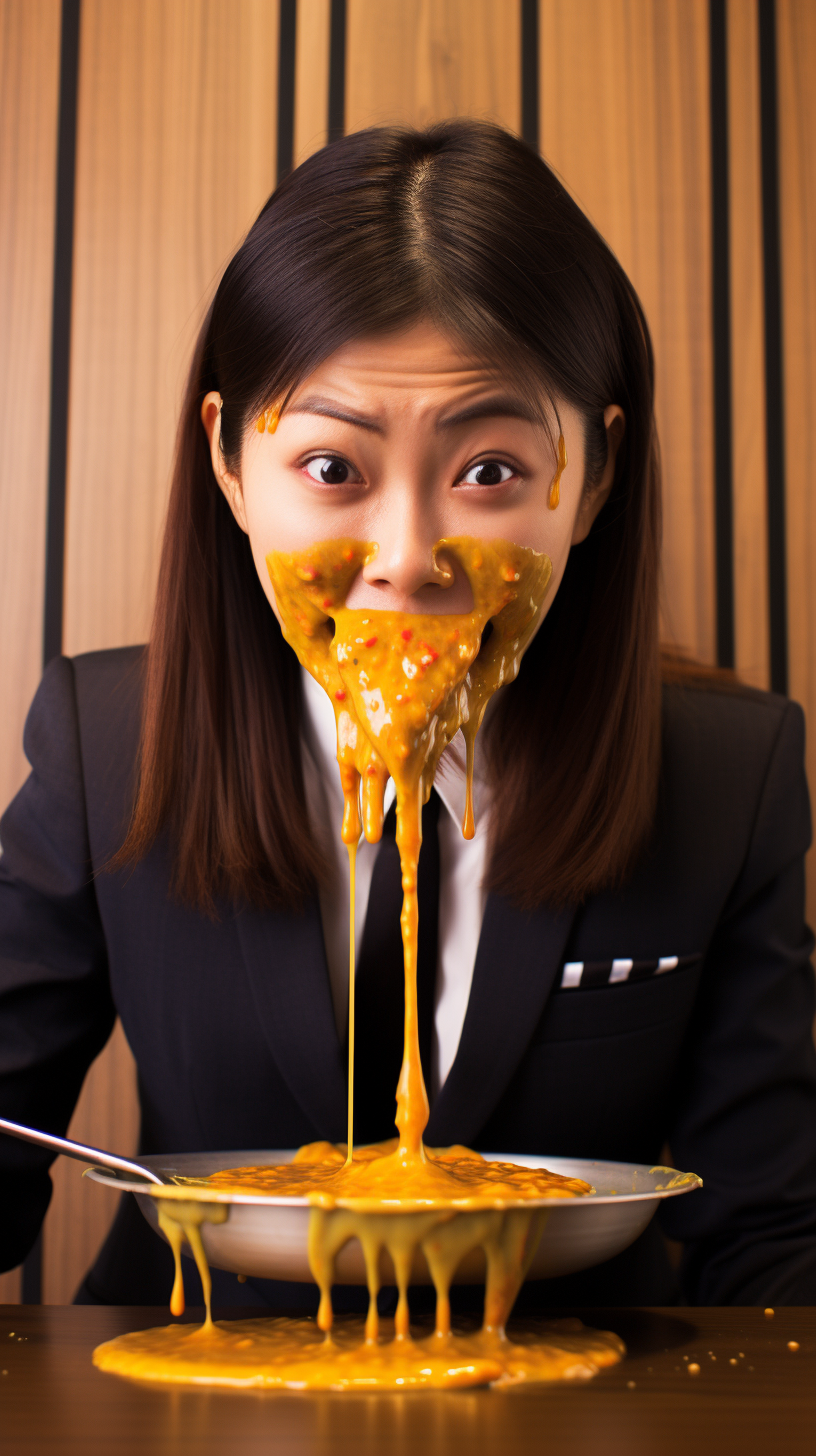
1,647,815,1311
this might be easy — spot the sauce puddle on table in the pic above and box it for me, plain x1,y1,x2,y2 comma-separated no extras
93,1314,624,1391
93,524,626,1391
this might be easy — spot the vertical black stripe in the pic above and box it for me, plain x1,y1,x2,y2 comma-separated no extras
27,0,82,1312
21,1230,43,1304
521,0,540,151
709,0,735,668
43,0,81,669
277,0,297,182
757,0,786,693
327,0,346,143
758,0,788,695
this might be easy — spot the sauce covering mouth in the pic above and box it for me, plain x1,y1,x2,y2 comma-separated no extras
94,523,626,1389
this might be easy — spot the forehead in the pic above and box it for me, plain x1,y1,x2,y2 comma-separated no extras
288,320,508,409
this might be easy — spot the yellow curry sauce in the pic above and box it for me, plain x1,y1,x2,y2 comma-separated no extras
94,522,626,1389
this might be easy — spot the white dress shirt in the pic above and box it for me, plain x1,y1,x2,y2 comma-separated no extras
299,667,490,1095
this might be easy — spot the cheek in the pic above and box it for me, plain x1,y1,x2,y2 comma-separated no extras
518,509,580,643
249,537,282,622
543,512,579,576
239,482,286,623
487,499,579,575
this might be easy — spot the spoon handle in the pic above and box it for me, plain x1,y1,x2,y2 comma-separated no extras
0,1115,165,1186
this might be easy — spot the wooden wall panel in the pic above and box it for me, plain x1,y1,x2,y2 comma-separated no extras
49,0,282,1303
540,0,716,663
728,0,769,690
42,1022,138,1304
0,0,60,830
294,0,331,165
0,0,61,1306
778,0,816,924
62,0,280,659
345,0,520,135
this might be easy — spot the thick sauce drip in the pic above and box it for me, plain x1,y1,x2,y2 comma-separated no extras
345,841,357,1166
155,1200,228,1324
94,532,626,1389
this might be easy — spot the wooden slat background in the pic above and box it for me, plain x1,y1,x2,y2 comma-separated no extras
0,0,62,1306
345,0,520,135
45,0,284,1305
62,0,281,659
0,0,813,1303
294,0,330,164
728,0,769,691
539,0,715,662
779,0,816,920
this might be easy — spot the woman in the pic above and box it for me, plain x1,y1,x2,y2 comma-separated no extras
1,121,814,1311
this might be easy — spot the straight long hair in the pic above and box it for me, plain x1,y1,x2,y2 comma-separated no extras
117,121,663,912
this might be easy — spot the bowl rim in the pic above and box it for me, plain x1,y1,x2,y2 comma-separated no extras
84,1150,702,1209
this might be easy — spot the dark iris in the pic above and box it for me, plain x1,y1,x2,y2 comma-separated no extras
321,458,349,484
474,462,504,485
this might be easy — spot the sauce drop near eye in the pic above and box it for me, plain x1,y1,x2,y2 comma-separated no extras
93,534,627,1391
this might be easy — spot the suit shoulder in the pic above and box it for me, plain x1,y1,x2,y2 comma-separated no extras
70,647,146,854
71,644,146,700
71,646,145,747
661,678,797,767
632,681,810,911
660,679,808,861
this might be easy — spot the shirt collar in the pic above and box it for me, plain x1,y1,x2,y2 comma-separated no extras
300,665,490,836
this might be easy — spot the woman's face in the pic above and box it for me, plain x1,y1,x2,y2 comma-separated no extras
204,320,622,620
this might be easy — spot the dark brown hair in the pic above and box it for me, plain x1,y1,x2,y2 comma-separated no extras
118,119,663,912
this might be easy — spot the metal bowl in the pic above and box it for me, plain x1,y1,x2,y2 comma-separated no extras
86,1150,701,1285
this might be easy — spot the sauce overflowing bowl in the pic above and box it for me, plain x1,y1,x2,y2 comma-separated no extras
87,1151,700,1390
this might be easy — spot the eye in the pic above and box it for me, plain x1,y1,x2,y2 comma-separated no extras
460,460,516,486
304,455,361,486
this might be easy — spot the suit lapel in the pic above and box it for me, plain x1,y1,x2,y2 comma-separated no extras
236,898,348,1142
236,888,577,1152
426,893,579,1147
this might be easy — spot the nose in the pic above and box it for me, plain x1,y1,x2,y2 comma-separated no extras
345,497,473,613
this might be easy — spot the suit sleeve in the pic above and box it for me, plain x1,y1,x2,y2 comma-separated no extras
659,699,816,1303
0,657,115,1271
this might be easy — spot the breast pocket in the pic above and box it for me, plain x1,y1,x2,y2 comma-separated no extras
495,956,706,1161
540,955,704,1041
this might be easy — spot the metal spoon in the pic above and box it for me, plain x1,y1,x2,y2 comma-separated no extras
0,1116,169,1186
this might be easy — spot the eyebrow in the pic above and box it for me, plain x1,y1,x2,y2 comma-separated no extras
436,394,543,429
286,391,543,434
286,396,385,432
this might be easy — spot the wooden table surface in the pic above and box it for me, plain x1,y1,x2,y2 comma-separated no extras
1,1304,813,1456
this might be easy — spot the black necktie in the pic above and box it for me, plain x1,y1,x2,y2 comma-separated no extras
349,790,442,1145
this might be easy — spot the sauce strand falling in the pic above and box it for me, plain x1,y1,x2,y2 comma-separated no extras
93,531,626,1389
548,434,567,511
345,840,357,1167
